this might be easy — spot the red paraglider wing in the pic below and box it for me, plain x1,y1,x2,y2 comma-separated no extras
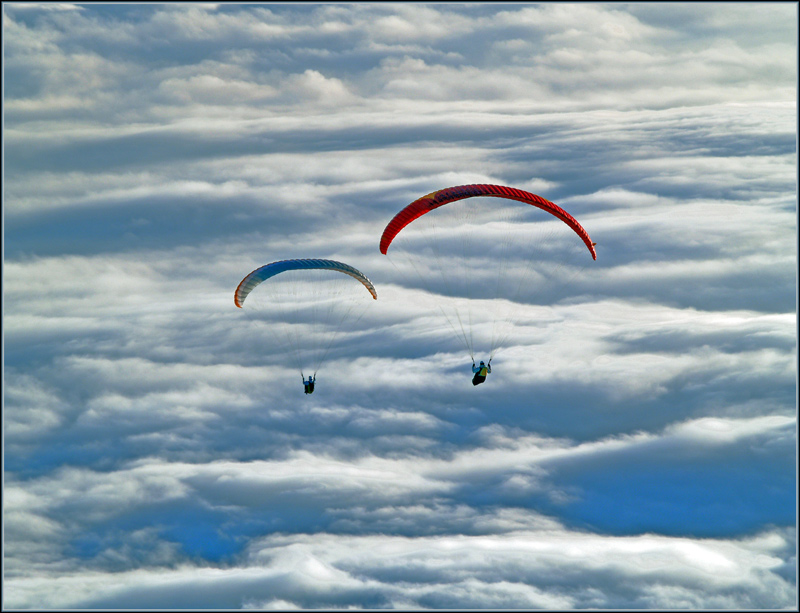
380,184,597,260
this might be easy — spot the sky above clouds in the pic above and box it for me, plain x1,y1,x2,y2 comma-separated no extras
2,2,797,610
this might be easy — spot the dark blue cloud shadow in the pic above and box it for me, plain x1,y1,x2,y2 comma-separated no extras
546,442,797,538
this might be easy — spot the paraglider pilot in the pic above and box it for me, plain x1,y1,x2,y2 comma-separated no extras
303,374,316,394
472,360,491,386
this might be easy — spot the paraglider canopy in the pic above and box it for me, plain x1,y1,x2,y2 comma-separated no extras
235,258,377,308
380,183,596,260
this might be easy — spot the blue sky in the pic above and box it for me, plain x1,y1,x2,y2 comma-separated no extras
3,2,797,609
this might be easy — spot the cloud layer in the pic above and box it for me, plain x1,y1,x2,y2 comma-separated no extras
3,3,797,610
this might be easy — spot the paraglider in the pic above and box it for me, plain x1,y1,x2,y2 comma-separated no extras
472,360,491,386
235,258,377,393
303,374,316,394
380,183,596,383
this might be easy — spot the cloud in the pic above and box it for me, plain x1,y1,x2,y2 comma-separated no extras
4,525,794,609
3,3,796,610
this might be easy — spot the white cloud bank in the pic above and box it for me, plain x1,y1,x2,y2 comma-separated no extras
3,2,796,610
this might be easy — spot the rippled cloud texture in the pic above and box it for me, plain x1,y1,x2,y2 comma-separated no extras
3,2,797,610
